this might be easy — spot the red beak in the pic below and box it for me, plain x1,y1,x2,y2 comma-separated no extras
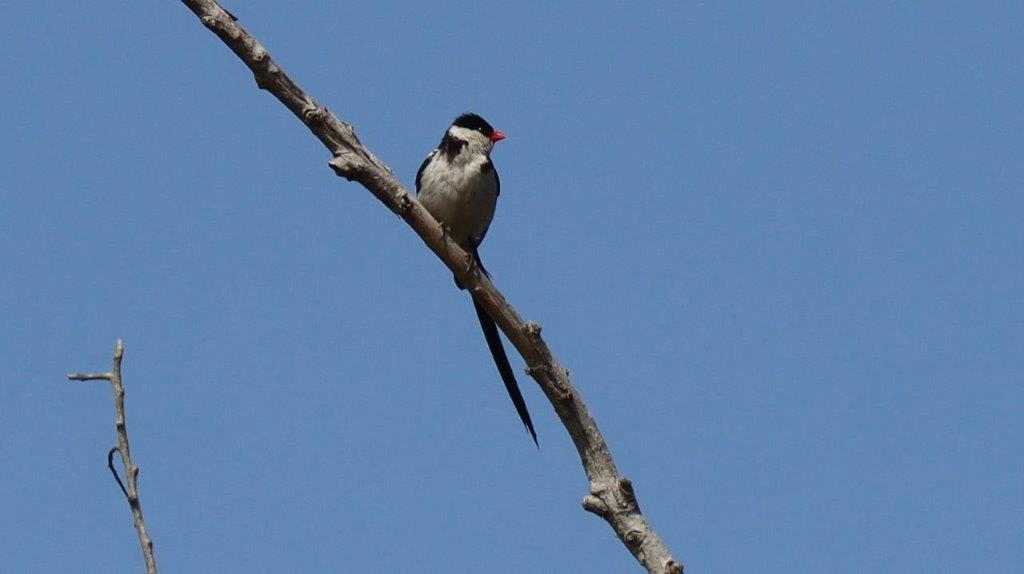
490,129,506,143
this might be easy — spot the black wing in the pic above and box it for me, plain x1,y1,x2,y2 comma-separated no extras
482,158,500,196
415,150,436,194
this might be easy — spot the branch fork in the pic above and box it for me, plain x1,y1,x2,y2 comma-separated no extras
68,340,158,574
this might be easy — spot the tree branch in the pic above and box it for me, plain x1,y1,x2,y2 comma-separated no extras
177,2,681,572
69,340,158,574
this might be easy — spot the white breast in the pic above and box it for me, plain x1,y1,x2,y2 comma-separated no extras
417,151,498,248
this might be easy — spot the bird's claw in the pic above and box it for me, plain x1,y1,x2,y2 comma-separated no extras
439,222,453,242
439,222,457,262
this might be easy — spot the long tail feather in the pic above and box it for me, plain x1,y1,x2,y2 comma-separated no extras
471,295,538,447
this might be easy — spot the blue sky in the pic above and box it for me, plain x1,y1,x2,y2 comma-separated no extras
2,2,1021,572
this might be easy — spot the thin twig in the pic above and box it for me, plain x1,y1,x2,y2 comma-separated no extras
68,340,158,574
177,2,681,572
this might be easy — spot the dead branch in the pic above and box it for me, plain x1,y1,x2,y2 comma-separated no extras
177,2,681,571
69,340,158,574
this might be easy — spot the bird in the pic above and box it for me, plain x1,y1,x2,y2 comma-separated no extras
415,113,538,446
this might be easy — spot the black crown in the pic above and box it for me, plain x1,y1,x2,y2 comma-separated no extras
452,113,495,137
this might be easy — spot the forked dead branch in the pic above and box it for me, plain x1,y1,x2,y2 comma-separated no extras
68,340,158,574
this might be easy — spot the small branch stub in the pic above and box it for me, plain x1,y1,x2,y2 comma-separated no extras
524,321,543,337
68,372,113,382
582,494,609,516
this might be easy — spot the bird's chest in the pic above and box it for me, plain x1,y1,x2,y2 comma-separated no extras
418,157,498,243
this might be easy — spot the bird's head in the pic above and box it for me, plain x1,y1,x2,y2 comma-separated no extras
448,112,505,153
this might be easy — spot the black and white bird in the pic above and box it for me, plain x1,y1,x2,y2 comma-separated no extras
416,113,538,446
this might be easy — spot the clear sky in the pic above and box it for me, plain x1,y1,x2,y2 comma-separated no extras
2,2,1021,572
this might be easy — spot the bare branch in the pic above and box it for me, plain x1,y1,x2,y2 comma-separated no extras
178,2,681,572
68,340,158,574
68,372,112,381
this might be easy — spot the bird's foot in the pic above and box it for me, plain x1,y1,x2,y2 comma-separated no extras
439,223,458,264
453,252,477,291
438,222,453,242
